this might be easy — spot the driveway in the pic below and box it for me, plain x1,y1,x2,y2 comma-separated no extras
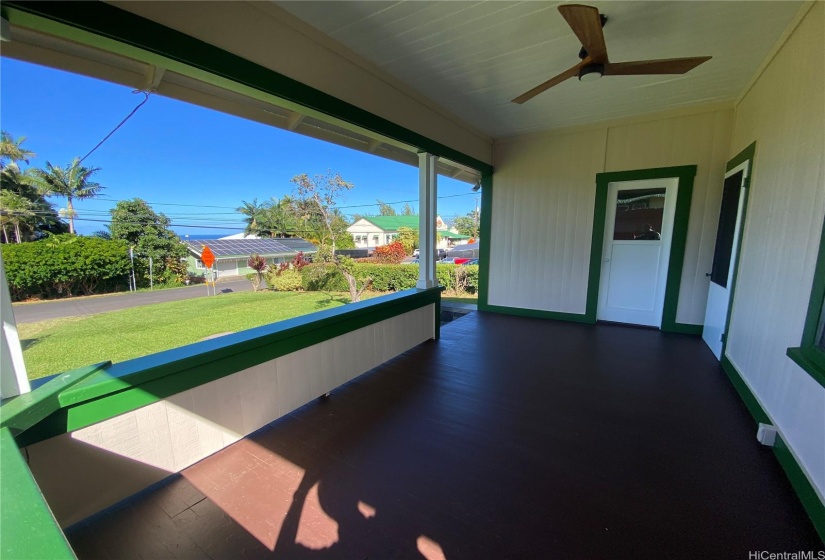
11,279,253,324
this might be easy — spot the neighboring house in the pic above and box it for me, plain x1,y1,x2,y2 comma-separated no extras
183,237,317,279
347,215,471,250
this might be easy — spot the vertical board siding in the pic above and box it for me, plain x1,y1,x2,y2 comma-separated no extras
25,305,435,527
726,4,825,501
489,128,607,313
489,108,732,322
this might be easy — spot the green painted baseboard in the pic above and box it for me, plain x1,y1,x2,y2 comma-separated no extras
479,303,703,336
721,356,825,543
478,303,594,324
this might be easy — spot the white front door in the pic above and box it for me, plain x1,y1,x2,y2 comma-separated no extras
597,178,678,327
702,164,749,359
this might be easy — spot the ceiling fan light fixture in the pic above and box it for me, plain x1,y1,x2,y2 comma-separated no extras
579,63,604,82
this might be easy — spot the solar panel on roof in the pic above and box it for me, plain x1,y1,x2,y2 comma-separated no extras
184,238,316,258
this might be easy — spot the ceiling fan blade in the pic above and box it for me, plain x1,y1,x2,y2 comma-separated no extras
511,59,589,104
604,56,712,76
558,4,608,63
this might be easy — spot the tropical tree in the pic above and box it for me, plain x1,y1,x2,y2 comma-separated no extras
396,227,418,255
377,199,396,216
28,158,104,234
401,202,415,216
291,171,354,252
109,198,187,285
0,131,67,242
453,209,480,238
0,132,35,168
0,190,35,243
237,198,268,237
247,253,268,291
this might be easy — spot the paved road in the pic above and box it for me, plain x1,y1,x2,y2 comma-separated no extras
11,279,253,324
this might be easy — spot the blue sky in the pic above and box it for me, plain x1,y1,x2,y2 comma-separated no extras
0,58,479,237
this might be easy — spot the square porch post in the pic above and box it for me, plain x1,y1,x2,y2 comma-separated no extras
418,152,438,289
0,251,30,398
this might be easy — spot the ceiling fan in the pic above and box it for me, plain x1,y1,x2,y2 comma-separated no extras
512,4,712,104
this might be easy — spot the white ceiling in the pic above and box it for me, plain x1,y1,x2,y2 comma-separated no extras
275,1,803,138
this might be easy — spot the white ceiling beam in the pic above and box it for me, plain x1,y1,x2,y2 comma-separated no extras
286,112,305,131
143,65,166,92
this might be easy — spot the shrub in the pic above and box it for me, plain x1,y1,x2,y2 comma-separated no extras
372,241,407,264
2,234,131,301
301,263,348,291
299,262,479,295
268,269,303,291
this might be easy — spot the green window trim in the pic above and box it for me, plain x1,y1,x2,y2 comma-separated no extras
6,288,442,447
586,165,697,333
787,214,825,389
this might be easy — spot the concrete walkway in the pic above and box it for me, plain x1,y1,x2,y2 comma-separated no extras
11,279,252,324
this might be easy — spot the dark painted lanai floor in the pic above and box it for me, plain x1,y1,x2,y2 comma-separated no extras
67,312,822,559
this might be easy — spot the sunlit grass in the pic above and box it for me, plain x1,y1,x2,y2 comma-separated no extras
19,290,377,379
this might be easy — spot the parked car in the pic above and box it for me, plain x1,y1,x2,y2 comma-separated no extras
439,257,457,264
411,248,446,259
462,259,479,265
453,258,471,265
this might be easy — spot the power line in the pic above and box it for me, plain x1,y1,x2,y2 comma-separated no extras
77,91,151,165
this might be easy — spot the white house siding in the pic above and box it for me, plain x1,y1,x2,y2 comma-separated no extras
348,220,386,249
25,304,436,527
489,128,606,313
489,106,733,322
725,3,825,502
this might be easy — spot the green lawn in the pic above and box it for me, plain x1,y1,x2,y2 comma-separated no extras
18,291,373,380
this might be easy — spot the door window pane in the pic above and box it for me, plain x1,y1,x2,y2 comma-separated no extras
613,188,666,240
710,171,743,288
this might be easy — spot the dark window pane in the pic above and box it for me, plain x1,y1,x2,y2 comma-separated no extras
711,171,744,288
613,188,666,240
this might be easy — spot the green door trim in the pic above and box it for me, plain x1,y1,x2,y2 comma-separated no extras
2,1,493,177
587,165,698,333
719,142,757,356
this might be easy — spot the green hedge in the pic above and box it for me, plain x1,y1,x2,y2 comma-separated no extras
2,235,131,301
301,263,478,294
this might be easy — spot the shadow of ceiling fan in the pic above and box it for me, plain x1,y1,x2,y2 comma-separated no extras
512,4,712,104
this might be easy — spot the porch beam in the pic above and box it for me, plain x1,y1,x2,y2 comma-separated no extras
418,152,438,289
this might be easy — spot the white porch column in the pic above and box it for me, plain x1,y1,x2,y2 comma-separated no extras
0,251,30,398
417,152,438,289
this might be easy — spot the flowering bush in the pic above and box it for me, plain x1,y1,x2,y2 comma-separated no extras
275,251,309,275
372,241,406,264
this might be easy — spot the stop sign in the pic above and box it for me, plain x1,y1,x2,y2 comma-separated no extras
201,245,215,269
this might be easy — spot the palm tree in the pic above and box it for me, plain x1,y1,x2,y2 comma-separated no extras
237,198,267,238
0,190,35,243
28,158,104,234
0,132,35,169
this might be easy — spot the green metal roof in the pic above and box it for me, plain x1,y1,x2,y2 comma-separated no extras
358,216,469,239
361,215,420,230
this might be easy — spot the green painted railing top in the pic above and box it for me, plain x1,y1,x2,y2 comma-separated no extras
0,428,76,559
58,288,440,408
0,362,110,436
